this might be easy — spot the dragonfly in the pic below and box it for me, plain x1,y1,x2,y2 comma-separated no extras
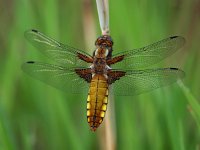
22,29,185,131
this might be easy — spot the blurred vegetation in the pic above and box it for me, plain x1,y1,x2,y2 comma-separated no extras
0,0,200,150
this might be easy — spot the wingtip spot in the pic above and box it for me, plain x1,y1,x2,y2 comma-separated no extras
170,36,178,39
170,67,179,70
31,29,38,33
27,61,35,64
169,68,186,78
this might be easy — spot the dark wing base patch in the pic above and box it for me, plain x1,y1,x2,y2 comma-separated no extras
77,52,93,63
107,70,126,84
75,68,92,83
107,55,125,65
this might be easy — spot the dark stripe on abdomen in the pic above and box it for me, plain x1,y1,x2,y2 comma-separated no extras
86,74,108,131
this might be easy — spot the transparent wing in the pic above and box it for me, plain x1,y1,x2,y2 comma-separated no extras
22,61,89,94
110,68,185,96
111,36,185,69
24,29,92,67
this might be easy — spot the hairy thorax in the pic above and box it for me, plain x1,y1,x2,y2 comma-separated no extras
93,57,107,74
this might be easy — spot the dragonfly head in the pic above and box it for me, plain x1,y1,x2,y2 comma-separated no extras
95,35,113,58
95,35,113,48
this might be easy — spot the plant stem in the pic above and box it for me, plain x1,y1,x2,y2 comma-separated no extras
96,0,110,35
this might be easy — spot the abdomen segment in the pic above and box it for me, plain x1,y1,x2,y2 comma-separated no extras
87,74,108,131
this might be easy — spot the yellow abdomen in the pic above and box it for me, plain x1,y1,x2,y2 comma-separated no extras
87,74,108,131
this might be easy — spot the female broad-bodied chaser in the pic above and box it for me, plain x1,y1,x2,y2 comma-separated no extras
22,29,185,131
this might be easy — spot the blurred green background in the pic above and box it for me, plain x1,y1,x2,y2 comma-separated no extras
0,0,200,149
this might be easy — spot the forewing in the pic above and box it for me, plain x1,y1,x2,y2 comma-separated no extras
24,29,92,67
22,61,89,94
111,36,185,69
110,68,185,96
